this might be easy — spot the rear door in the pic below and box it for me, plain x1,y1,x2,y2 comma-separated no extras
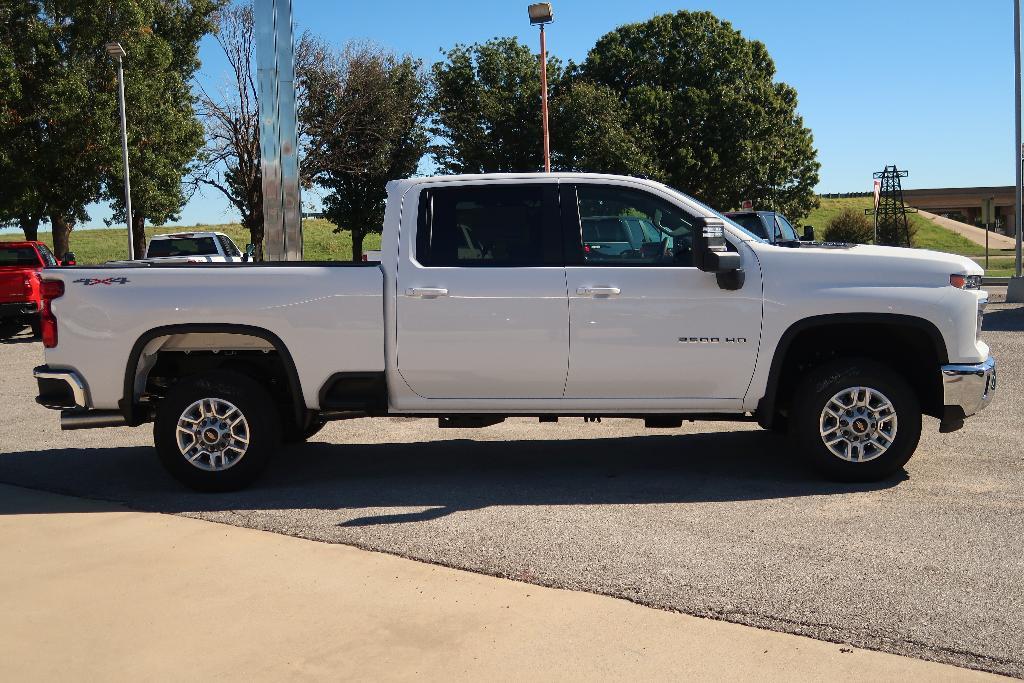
395,182,568,399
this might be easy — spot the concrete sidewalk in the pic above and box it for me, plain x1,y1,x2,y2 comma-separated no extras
917,210,1017,250
0,484,1003,682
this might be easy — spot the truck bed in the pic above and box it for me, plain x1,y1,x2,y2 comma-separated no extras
42,263,385,411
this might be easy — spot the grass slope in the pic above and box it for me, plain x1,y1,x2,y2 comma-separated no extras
0,219,381,265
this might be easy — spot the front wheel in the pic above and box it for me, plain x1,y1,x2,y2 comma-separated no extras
154,371,280,491
792,358,921,482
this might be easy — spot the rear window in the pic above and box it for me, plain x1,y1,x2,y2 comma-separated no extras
0,247,41,266
147,237,218,258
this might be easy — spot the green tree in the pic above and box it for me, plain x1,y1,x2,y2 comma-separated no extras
302,43,429,261
101,0,218,258
823,208,874,244
582,11,820,219
430,37,560,174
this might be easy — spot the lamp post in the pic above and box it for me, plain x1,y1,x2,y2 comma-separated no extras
1008,1,1024,300
106,41,134,260
528,3,554,173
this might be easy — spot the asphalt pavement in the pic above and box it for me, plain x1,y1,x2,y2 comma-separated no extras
1,304,1023,678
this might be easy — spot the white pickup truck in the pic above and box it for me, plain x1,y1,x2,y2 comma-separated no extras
143,231,247,263
33,173,995,491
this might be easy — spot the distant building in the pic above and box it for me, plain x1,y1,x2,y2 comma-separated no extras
301,211,324,219
900,186,1016,235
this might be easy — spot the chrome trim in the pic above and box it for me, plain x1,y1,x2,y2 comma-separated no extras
33,367,89,409
941,357,996,418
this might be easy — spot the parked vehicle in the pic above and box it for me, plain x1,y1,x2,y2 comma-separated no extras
144,232,247,263
33,173,995,491
0,241,64,338
723,210,815,245
362,250,382,262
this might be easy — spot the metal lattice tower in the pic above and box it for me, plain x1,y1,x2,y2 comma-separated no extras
870,165,916,247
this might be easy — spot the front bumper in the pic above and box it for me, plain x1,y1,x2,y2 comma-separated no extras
941,356,996,419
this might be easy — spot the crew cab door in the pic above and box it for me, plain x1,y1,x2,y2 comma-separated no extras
395,182,568,399
562,182,762,400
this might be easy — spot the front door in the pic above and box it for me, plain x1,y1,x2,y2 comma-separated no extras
396,182,568,399
563,182,762,400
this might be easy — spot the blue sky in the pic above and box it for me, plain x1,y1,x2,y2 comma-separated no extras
90,0,1020,227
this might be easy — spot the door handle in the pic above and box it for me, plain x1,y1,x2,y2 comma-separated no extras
577,286,621,297
406,287,449,298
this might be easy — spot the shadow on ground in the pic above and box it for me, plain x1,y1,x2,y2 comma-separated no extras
981,304,1024,332
0,430,903,520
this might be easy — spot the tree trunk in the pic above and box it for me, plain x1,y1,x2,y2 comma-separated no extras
245,215,264,262
352,228,364,263
19,215,39,241
131,211,146,259
50,215,73,260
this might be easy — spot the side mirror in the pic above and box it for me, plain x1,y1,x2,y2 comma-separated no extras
62,252,77,266
802,225,815,242
693,217,744,290
243,243,255,263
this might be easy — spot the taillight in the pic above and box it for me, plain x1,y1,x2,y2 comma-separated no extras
39,278,64,348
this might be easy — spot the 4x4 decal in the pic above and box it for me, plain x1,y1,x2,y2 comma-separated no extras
73,277,130,286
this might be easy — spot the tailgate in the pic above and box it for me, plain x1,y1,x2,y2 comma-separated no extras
0,268,33,303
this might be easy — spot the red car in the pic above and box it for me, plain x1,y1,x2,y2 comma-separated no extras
0,241,66,339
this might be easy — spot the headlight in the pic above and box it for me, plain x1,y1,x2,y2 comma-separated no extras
950,274,983,289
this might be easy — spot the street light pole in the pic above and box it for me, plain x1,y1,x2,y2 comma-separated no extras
106,42,134,261
528,3,554,173
539,23,550,173
1009,1,1024,300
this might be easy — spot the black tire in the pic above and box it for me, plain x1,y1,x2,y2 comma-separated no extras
29,317,41,339
283,416,326,443
153,371,280,491
792,357,921,482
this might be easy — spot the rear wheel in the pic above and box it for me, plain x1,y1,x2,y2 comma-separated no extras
0,320,23,339
792,358,921,481
154,371,280,491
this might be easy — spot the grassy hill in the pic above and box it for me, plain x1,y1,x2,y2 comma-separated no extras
0,219,381,264
804,197,1015,275
2,198,1011,274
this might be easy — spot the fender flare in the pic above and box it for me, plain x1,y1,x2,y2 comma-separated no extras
755,313,948,427
119,323,306,426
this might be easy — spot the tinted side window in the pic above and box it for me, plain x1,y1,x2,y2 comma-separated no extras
416,185,558,267
218,235,241,257
571,185,697,267
36,244,58,266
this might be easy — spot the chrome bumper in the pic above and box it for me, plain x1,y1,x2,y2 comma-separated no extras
941,357,996,419
33,366,89,410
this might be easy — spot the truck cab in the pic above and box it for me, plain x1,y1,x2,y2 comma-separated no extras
144,232,244,263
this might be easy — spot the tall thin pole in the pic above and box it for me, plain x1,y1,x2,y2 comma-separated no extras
1015,0,1022,276
115,55,134,261
539,23,551,173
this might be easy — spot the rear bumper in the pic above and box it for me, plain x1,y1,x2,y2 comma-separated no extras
941,356,996,419
33,365,89,410
0,301,38,319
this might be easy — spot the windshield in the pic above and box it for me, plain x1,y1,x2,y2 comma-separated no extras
725,213,768,239
0,246,41,266
660,185,767,242
147,236,218,258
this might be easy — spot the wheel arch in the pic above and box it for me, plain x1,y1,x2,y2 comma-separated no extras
756,313,948,428
120,323,306,427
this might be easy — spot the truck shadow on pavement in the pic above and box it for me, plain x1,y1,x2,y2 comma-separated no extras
0,430,904,522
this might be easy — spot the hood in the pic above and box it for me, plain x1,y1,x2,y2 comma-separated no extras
754,241,983,289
